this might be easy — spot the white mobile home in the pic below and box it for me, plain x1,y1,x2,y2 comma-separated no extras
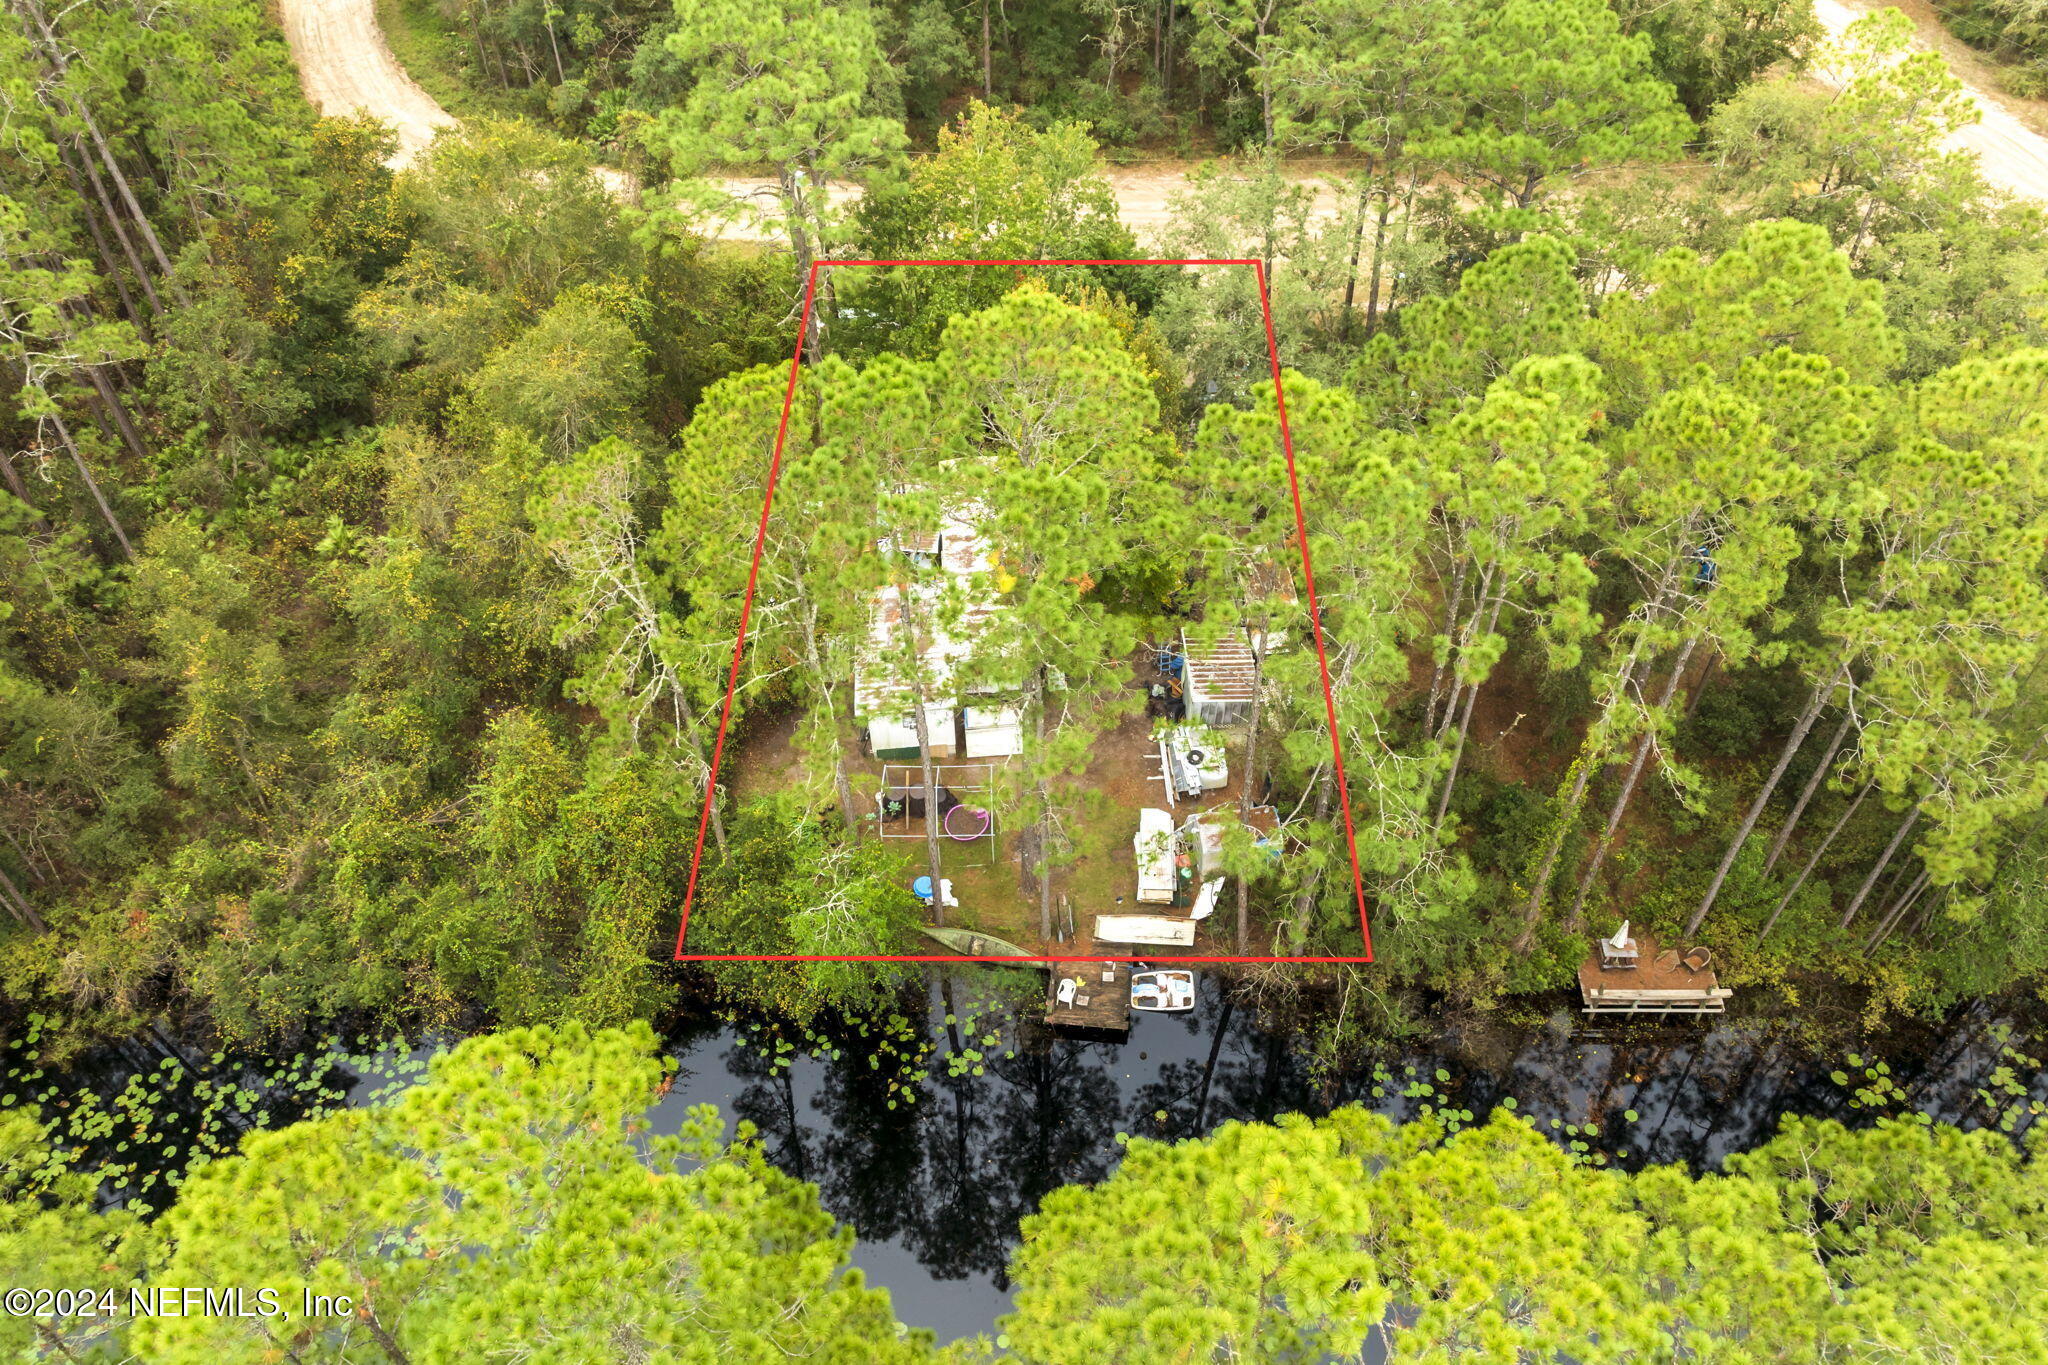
853,507,1021,761
852,587,961,759
1134,807,1180,905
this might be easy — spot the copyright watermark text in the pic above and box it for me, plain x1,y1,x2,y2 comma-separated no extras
4,1287,355,1320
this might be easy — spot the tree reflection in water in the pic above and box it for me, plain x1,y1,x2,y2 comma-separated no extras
21,972,2043,1343
647,972,2043,1341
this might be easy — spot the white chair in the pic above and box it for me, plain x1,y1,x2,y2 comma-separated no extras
1056,978,1078,1007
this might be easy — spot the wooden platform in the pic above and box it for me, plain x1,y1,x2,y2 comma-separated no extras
1044,960,1131,1033
1578,932,1732,1017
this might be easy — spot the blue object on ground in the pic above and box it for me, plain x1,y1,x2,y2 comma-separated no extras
913,875,934,901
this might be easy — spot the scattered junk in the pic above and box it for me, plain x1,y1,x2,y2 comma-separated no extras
1691,541,1719,590
1157,720,1228,800
1180,807,1280,879
919,925,1033,958
1143,725,1180,805
1184,809,1228,874
1134,808,1181,904
1580,928,1732,1017
1189,877,1223,921
1093,914,1198,947
1147,647,1187,721
912,875,960,909
1130,968,1196,1013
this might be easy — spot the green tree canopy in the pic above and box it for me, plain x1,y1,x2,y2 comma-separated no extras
131,1023,941,1363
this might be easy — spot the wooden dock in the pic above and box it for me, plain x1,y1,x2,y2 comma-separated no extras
1578,932,1732,1017
1044,960,1132,1033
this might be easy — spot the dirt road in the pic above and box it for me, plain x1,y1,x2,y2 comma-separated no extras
707,164,1344,242
1813,0,2048,201
279,0,2048,211
279,0,453,166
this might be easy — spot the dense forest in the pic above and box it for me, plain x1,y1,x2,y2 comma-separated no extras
7,0,2048,1353
7,0,2048,1050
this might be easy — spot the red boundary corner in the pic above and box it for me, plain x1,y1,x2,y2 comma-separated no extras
673,259,1372,965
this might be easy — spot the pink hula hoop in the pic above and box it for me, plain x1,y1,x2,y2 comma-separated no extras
944,805,992,841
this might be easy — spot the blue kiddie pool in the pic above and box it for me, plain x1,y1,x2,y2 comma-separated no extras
913,875,934,903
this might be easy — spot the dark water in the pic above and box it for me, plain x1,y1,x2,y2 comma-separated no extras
13,976,2047,1344
652,976,2047,1341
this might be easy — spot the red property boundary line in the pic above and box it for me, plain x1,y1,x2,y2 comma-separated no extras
672,258,1372,965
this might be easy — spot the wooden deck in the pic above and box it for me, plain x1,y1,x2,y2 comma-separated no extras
1044,960,1132,1033
1578,932,1732,1017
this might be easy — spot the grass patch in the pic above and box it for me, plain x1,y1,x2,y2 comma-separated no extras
374,0,532,125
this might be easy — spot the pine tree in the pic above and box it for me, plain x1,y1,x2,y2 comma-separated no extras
936,287,1161,939
532,436,730,854
1271,0,1461,338
130,1024,942,1363
1417,355,1604,840
645,0,908,350
1417,0,1690,209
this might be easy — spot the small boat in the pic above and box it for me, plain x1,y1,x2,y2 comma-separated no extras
919,926,1036,959
1130,969,1196,1012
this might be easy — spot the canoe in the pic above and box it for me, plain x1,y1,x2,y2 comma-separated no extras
919,926,1036,959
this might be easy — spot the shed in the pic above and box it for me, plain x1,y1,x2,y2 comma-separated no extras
1180,627,1259,727
962,704,1024,758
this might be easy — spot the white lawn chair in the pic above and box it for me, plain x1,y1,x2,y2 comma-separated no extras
1056,977,1078,1007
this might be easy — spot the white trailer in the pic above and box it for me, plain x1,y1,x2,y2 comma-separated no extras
1134,808,1179,905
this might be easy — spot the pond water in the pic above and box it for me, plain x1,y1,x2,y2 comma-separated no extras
13,975,2046,1344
